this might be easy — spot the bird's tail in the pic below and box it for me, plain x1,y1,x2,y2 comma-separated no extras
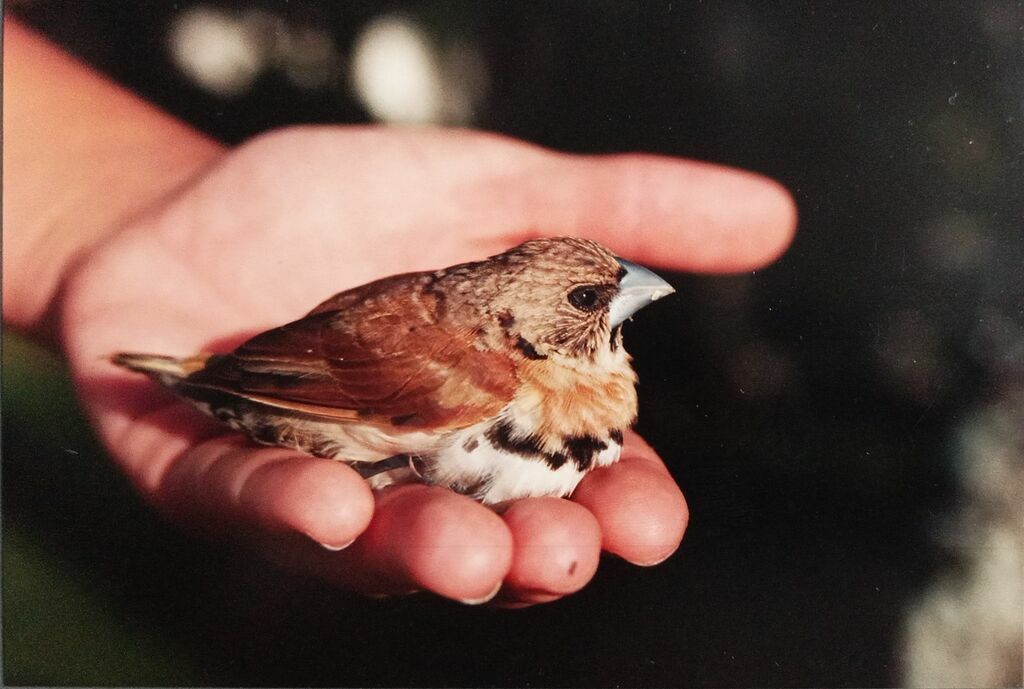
111,352,211,387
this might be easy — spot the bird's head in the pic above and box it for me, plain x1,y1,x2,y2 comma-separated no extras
482,237,675,362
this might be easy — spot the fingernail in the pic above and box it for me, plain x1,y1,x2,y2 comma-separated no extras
457,581,503,606
306,533,356,551
627,550,675,567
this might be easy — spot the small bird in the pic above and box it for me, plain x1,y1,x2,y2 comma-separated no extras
113,237,674,506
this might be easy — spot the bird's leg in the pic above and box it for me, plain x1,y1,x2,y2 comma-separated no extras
351,454,411,479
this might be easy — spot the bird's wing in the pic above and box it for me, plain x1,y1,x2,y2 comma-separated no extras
186,308,517,432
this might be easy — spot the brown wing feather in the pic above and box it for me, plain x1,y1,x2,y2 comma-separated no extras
185,278,517,432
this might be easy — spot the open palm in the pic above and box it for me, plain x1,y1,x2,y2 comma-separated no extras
61,126,795,605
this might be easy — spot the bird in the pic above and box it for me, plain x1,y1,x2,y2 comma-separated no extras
112,237,674,506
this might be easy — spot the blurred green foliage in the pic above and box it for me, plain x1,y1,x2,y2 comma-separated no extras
3,332,203,685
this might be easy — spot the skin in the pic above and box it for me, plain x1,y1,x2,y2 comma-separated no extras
5,18,797,606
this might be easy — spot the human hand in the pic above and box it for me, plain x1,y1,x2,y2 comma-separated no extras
61,126,795,605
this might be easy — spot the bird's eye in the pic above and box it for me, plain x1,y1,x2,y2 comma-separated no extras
568,286,601,311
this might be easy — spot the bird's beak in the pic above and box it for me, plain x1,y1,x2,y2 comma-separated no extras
608,258,676,327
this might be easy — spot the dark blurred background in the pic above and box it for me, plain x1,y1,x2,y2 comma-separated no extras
4,2,1022,687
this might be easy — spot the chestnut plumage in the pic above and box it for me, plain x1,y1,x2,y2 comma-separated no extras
112,237,674,505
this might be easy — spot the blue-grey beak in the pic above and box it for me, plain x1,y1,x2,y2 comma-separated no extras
608,258,675,327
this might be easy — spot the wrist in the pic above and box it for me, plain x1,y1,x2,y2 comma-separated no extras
2,18,226,342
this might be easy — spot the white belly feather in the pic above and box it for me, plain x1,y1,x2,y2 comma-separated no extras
422,421,622,504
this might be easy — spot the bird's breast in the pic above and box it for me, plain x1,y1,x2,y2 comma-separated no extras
420,356,637,504
512,356,638,442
